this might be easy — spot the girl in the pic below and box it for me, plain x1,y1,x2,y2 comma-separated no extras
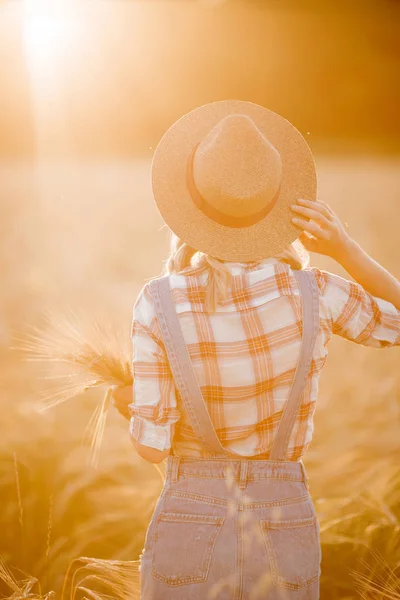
113,101,400,599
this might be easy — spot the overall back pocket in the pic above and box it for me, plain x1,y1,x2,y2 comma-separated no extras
151,512,225,587
260,515,321,590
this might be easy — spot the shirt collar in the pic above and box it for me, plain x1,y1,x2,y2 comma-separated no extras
195,254,285,275
222,257,284,275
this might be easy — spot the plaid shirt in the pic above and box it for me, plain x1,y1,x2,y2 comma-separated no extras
129,256,400,459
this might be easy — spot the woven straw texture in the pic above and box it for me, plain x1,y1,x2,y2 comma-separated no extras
151,99,317,261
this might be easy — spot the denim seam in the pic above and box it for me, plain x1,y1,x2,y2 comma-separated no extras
235,478,248,600
165,488,310,509
234,501,241,600
172,472,304,482
171,457,308,465
141,487,168,561
236,506,244,600
245,493,310,510
158,512,225,525
248,475,303,482
262,515,316,528
165,489,229,507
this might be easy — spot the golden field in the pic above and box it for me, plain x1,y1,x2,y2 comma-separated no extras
0,156,399,599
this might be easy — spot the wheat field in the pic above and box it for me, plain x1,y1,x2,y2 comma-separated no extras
0,156,399,599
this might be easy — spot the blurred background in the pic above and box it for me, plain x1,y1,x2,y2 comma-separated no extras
0,0,399,598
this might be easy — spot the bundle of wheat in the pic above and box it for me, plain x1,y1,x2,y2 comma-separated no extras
13,307,133,466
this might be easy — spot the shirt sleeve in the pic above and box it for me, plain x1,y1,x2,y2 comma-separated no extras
310,267,400,348
129,282,181,451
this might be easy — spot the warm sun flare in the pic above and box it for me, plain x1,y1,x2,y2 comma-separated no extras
23,0,83,70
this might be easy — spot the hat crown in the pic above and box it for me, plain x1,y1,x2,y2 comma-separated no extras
192,114,282,218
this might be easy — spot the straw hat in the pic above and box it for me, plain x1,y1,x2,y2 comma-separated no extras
151,100,317,262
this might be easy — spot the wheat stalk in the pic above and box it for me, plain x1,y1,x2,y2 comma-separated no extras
350,548,400,599
62,557,140,600
0,556,141,600
0,556,56,600
13,307,133,467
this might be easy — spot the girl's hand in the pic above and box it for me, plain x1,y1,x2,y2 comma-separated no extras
291,198,352,261
111,384,133,421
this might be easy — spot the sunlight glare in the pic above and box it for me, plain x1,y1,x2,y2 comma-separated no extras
22,0,86,159
23,0,83,71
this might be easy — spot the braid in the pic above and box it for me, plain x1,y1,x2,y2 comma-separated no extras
204,255,233,312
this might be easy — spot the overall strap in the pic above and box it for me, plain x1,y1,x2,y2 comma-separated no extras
150,276,228,455
268,269,320,461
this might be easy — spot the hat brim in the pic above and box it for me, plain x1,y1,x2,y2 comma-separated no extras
151,100,317,262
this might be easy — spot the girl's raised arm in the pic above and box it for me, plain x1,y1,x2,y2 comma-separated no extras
291,198,400,310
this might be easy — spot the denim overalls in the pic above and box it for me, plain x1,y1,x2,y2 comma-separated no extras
139,269,321,599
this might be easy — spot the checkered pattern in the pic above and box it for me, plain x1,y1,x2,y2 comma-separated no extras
129,256,400,458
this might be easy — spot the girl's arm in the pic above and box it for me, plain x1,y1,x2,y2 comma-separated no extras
111,385,170,463
334,238,400,310
291,198,400,310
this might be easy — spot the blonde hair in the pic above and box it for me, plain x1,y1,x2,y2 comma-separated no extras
163,231,310,312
